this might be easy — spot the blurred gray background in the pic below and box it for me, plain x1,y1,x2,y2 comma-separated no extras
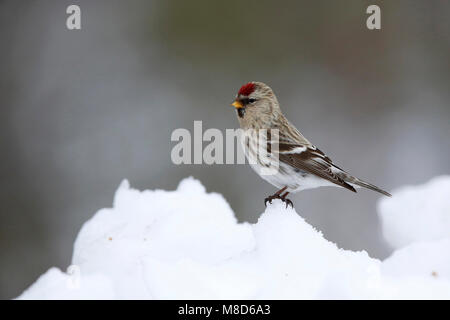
1,0,449,299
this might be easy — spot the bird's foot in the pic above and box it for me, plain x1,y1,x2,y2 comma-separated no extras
264,195,294,208
264,194,279,206
283,198,294,209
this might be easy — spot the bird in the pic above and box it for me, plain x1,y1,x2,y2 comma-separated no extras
230,81,391,208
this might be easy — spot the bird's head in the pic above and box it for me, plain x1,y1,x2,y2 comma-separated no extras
231,82,280,121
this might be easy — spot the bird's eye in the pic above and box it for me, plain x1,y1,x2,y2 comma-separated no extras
248,98,257,103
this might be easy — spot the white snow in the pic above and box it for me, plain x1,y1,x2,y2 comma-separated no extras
378,175,450,249
18,176,450,299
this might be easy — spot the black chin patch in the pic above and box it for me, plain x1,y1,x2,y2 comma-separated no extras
237,107,246,118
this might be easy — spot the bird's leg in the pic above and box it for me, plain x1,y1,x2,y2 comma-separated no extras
280,191,294,208
264,186,288,206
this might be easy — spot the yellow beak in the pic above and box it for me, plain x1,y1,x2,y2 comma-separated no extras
231,100,244,109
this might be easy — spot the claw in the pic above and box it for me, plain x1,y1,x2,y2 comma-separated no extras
285,199,294,208
264,197,273,207
264,194,294,209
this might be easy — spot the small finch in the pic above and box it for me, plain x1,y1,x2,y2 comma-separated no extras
231,81,391,208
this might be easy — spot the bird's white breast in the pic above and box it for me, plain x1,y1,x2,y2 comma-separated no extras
242,136,335,192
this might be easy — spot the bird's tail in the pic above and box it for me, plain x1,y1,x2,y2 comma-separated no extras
346,176,392,197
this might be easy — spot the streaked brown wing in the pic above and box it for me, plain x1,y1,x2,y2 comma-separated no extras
277,143,357,193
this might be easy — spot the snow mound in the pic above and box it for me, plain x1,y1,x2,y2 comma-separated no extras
378,175,450,249
18,176,450,299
